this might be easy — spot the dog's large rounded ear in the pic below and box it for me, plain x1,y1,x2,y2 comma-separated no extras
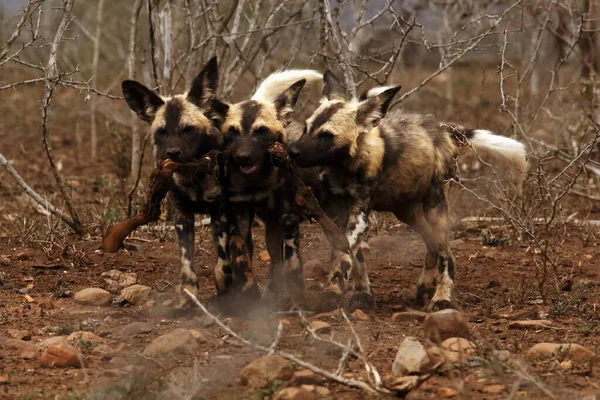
323,70,344,101
273,79,306,124
122,80,164,123
356,85,401,131
187,56,219,108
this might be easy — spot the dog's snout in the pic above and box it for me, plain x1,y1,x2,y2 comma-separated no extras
235,151,252,165
166,148,182,160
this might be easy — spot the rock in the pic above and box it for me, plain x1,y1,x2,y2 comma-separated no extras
392,337,431,376
392,311,428,323
74,288,113,306
313,309,341,320
441,338,477,362
437,387,457,398
350,309,369,321
18,288,28,294
188,329,207,343
162,299,174,307
309,321,332,334
508,320,553,330
0,375,8,384
314,386,329,396
449,239,464,248
2,283,13,291
482,384,505,394
240,355,294,389
142,328,202,358
92,344,114,359
67,331,103,346
39,298,55,309
39,336,69,348
142,300,155,309
367,235,399,252
304,259,327,279
494,349,511,362
3,339,38,359
526,343,595,363
8,329,31,341
259,250,271,262
40,343,85,368
423,309,470,343
273,387,316,400
116,284,151,306
101,270,137,293
117,322,153,337
559,359,574,369
293,369,325,385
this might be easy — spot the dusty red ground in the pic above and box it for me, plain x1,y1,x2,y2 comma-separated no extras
1,67,600,399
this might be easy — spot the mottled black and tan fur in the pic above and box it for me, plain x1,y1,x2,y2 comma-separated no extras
290,71,528,310
121,58,260,307
214,70,323,306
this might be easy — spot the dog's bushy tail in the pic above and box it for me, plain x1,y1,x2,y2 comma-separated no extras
251,70,323,103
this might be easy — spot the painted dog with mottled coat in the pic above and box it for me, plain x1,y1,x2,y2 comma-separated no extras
289,70,528,310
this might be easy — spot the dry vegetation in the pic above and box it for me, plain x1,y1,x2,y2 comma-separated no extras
2,0,600,399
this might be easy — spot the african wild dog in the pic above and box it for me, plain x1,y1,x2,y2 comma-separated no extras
289,70,528,310
121,57,260,307
214,69,323,307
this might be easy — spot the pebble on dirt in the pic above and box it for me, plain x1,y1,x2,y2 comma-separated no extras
350,309,369,321
240,354,294,389
40,343,85,368
74,288,113,306
437,387,458,398
273,387,316,400
67,331,104,346
526,343,595,363
116,284,151,306
423,309,470,343
292,369,325,385
308,320,332,334
3,339,38,359
392,310,428,323
101,269,137,293
8,329,32,341
392,336,431,376
440,337,477,362
507,320,553,330
116,321,153,337
142,328,204,358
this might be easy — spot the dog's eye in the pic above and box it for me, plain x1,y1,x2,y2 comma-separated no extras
155,128,167,137
319,130,334,139
181,126,196,135
227,126,240,137
253,126,270,137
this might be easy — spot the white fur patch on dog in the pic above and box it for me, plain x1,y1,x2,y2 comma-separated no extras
252,70,323,103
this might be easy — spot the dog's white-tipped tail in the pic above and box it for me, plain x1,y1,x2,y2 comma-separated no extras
469,129,528,177
251,69,323,103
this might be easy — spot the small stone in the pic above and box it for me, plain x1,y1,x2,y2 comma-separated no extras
3,339,38,359
367,235,399,252
508,320,553,330
293,369,325,385
309,321,332,334
188,329,207,343
526,343,595,363
15,251,31,260
23,294,35,303
39,298,55,309
482,384,505,394
117,322,153,337
350,309,369,321
39,336,69,348
101,270,137,293
9,329,31,341
18,288,28,294
116,284,151,306
162,299,174,307
303,259,327,279
2,283,13,291
142,300,155,309
423,309,470,344
441,338,477,362
392,310,428,323
194,315,215,328
449,239,464,248
493,349,511,362
74,288,113,306
92,344,114,359
437,387,457,398
67,331,103,346
240,355,294,389
559,359,574,369
273,387,316,400
313,309,341,320
0,375,8,384
314,386,329,396
142,328,202,358
259,250,271,262
40,343,85,368
392,337,430,376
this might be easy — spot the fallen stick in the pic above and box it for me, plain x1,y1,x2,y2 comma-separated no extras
100,151,222,252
